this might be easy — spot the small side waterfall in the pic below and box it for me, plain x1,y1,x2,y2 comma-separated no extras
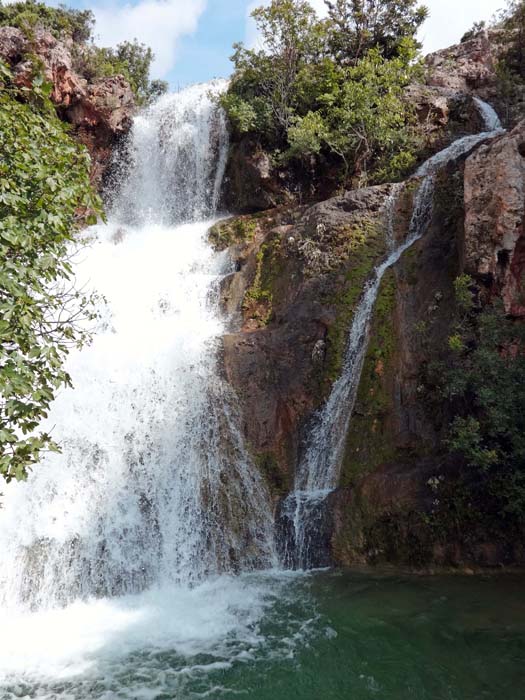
281,99,504,569
0,83,276,611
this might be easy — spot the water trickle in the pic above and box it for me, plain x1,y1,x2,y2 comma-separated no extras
473,97,503,132
0,82,276,611
282,99,505,569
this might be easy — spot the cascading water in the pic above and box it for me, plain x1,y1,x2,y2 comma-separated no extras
281,99,504,569
111,81,230,226
0,82,277,621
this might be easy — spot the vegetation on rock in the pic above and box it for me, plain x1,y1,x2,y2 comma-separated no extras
428,278,525,523
221,0,426,184
0,61,102,482
0,0,167,104
0,0,93,42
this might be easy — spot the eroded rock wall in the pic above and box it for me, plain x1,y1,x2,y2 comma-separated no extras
0,25,135,189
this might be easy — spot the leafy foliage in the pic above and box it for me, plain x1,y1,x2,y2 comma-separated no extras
0,62,102,482
325,0,428,64
428,276,525,521
0,0,94,42
222,0,422,184
288,41,420,181
74,40,168,106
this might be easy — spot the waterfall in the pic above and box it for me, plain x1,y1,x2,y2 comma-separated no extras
112,81,230,226
0,82,276,612
282,99,504,569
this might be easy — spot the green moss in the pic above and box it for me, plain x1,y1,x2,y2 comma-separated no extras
339,270,399,485
243,235,286,327
208,215,258,251
321,217,388,387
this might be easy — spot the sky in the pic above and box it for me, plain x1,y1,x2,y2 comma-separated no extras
7,0,507,86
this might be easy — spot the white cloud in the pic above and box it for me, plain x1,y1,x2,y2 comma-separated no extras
92,0,207,79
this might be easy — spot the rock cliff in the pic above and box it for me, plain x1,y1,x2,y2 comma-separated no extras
0,25,135,188
216,32,525,570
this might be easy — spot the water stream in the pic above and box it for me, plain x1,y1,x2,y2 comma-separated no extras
281,100,504,569
0,88,514,698
0,83,282,695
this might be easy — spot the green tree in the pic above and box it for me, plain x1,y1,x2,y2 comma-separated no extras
0,0,94,42
429,276,525,520
287,40,420,180
222,0,421,183
325,0,428,63
226,0,326,139
0,62,102,483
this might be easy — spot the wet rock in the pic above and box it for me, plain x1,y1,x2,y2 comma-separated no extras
463,120,525,317
221,139,292,213
218,185,394,494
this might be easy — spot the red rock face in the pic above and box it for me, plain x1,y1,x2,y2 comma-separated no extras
0,26,135,188
464,120,525,317
425,31,498,98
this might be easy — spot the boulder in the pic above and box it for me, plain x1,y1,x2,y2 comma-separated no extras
463,120,525,317
71,75,135,135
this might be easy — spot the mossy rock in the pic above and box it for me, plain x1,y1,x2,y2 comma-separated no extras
208,215,258,251
320,216,388,387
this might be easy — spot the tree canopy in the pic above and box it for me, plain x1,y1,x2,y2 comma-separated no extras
222,0,425,184
325,0,428,63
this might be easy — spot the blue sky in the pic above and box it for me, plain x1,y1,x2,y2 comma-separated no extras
17,1,506,87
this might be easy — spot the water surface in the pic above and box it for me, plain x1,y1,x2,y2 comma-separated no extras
2,571,523,699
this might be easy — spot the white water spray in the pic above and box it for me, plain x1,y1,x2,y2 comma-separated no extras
0,82,276,615
283,99,504,568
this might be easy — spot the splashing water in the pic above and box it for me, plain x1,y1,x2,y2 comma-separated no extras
0,83,282,694
282,99,505,569
112,81,230,226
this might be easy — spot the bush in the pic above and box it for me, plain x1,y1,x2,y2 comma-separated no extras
73,40,168,105
221,0,421,184
0,0,94,42
0,61,103,482
427,277,525,522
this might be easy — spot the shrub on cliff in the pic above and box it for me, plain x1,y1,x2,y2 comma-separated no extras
221,0,424,184
0,0,94,42
0,62,102,483
426,276,525,525
73,40,168,106
0,1,167,105
499,0,525,78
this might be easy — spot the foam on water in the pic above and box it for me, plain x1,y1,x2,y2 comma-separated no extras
0,81,280,694
0,573,315,699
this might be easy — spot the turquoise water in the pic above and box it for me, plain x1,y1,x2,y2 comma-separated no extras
2,571,524,699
